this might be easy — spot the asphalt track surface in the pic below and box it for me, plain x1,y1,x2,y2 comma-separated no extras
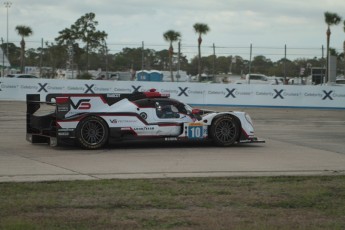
0,101,345,182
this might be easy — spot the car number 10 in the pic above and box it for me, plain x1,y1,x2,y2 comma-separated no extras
188,126,203,139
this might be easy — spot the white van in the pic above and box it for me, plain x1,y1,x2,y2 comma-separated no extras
235,74,282,85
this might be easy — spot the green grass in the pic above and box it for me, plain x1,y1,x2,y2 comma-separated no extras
1,176,345,229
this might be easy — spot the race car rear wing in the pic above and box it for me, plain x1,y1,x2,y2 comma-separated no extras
26,94,58,145
26,93,127,146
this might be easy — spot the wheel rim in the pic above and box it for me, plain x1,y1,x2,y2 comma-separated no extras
81,120,106,146
214,119,237,143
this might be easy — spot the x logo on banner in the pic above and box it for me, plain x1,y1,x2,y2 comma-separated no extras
225,88,236,98
322,90,333,100
273,89,284,99
84,84,95,94
178,87,188,96
131,85,141,93
38,83,48,92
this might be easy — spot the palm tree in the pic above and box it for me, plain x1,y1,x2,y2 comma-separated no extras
15,25,33,73
324,12,341,83
163,30,181,82
193,23,210,81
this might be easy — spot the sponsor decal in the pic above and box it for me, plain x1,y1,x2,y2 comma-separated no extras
165,137,177,141
107,93,121,98
58,128,74,131
58,132,70,136
110,119,137,124
140,112,148,119
134,127,154,131
57,106,69,112
188,122,203,126
70,99,91,110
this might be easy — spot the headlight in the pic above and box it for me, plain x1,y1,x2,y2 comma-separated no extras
245,113,253,126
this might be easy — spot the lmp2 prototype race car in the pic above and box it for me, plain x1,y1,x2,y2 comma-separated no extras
26,89,264,149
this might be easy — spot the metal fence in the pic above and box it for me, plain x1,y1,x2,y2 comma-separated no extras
19,39,341,61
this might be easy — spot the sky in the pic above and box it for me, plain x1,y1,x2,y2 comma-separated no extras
1,0,345,61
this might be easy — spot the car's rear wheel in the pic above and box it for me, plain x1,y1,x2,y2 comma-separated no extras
76,116,108,149
209,115,239,146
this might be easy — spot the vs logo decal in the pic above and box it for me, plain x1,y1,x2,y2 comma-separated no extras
70,99,91,110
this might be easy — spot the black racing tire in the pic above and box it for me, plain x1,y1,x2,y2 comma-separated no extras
76,116,109,149
209,115,240,146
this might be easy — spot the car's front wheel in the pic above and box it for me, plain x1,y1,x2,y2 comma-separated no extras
76,116,109,149
209,115,239,146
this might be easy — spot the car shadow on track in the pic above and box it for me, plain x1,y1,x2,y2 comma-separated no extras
51,140,265,151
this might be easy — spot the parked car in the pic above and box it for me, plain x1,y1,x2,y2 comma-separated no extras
336,76,345,85
6,74,38,78
235,74,282,85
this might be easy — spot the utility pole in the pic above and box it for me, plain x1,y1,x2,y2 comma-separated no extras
1,37,4,77
141,41,144,71
104,40,108,79
212,43,216,80
4,1,12,63
248,44,252,84
284,44,286,84
139,41,144,81
176,40,181,82
39,38,43,78
322,45,325,83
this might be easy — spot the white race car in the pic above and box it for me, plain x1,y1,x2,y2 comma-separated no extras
27,89,264,149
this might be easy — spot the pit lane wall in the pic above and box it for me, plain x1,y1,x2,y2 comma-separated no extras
1,78,345,109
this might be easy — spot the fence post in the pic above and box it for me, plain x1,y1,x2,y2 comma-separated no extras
212,43,216,80
248,44,252,82
284,44,287,83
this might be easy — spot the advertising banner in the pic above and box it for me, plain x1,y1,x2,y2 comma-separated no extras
0,78,344,109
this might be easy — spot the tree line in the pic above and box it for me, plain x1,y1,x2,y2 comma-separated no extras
1,12,345,80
